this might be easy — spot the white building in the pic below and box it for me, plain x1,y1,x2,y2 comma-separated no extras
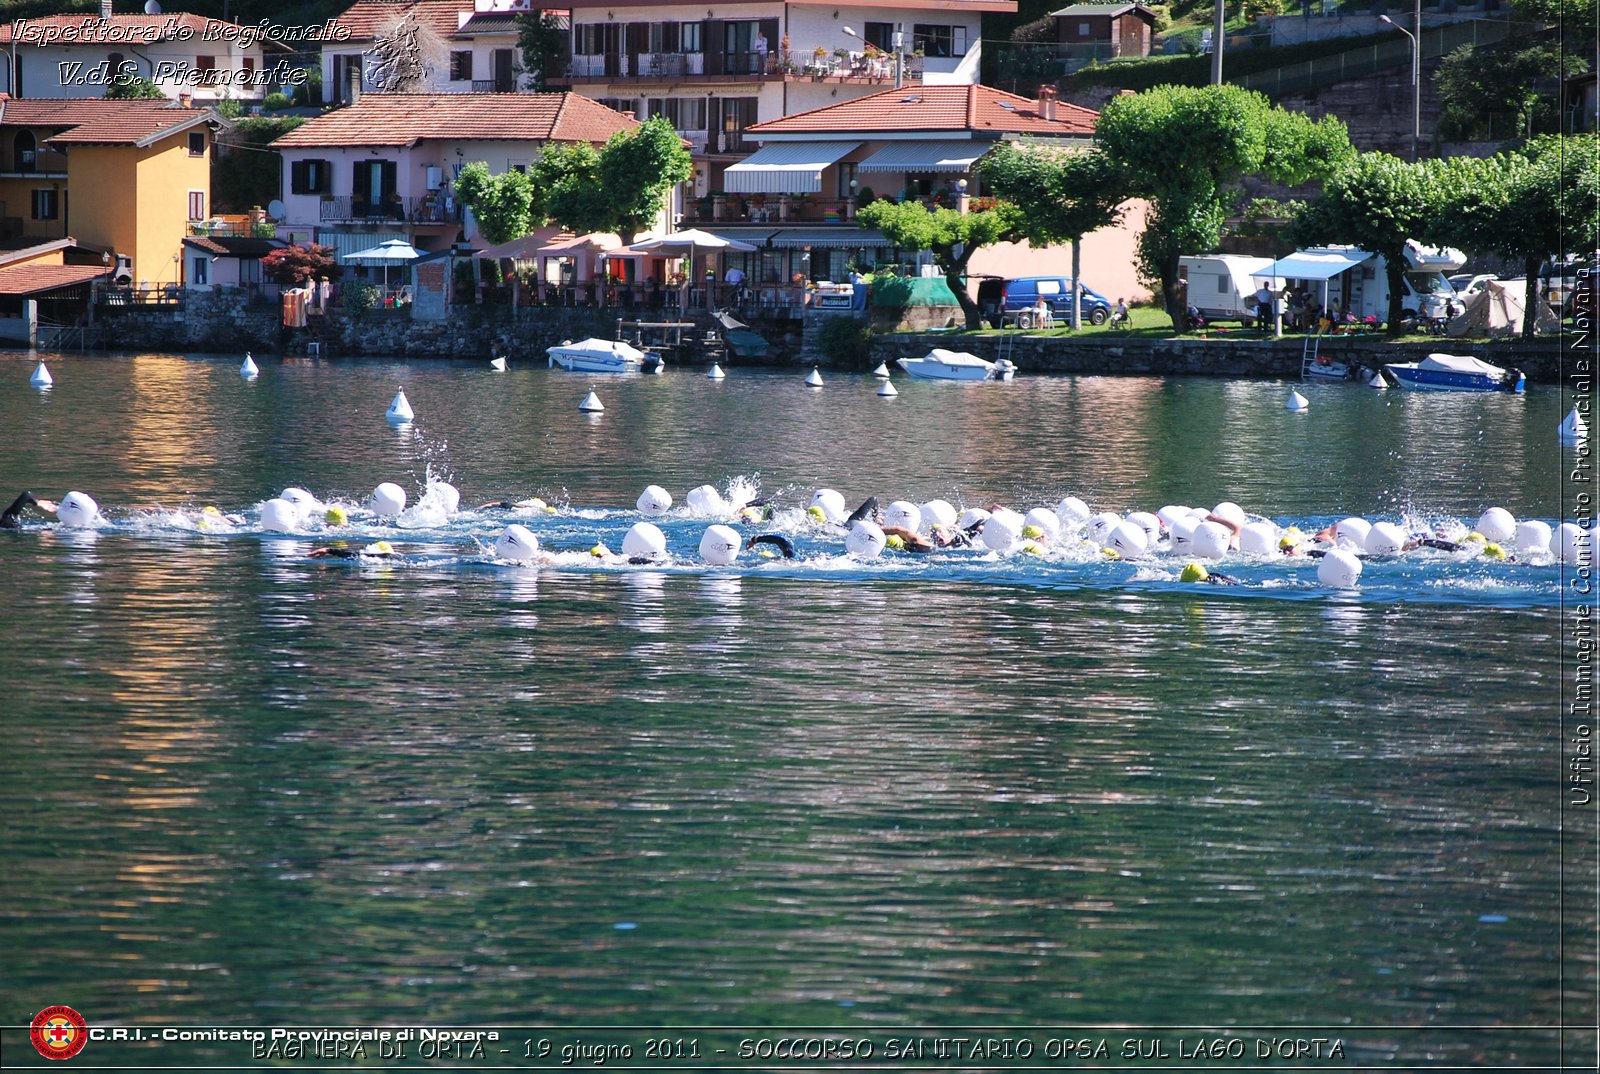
320,0,543,104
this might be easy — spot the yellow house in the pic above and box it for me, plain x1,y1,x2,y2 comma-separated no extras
0,96,226,286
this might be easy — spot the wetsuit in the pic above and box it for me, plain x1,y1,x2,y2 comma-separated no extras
2,492,46,529
746,534,797,559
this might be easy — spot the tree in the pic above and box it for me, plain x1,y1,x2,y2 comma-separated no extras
213,115,304,213
454,161,537,245
539,118,693,242
104,74,166,99
1436,41,1587,142
1290,152,1447,334
977,143,1128,327
260,243,341,287
856,199,1024,328
1095,83,1352,329
516,10,567,91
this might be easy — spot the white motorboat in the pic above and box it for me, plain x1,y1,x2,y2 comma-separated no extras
547,338,653,374
1383,352,1524,393
896,348,1016,382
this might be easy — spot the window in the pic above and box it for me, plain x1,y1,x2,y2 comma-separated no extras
912,24,953,58
195,54,217,83
510,162,529,174
188,131,206,156
574,24,604,55
290,158,331,195
679,21,701,52
13,130,35,173
679,97,706,129
1078,21,1091,35
191,255,208,285
188,189,206,220
31,188,57,220
243,56,255,75
836,161,856,199
450,50,473,80
1035,279,1062,296
864,22,895,51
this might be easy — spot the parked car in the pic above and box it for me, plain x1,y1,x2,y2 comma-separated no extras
1451,273,1498,298
987,276,1112,328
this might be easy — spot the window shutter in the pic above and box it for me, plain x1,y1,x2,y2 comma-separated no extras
380,160,397,199
703,21,723,74
291,159,307,194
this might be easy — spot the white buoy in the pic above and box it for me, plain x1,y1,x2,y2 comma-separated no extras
883,500,921,532
804,367,824,388
845,520,886,558
56,491,100,528
1559,407,1588,445
386,387,413,424
579,390,604,413
699,524,742,565
1515,520,1552,556
1168,515,1200,554
260,497,301,533
279,487,321,523
1334,517,1372,549
490,356,508,371
1056,496,1092,525
1318,547,1363,588
1211,501,1247,529
1369,370,1388,390
424,481,460,516
1286,390,1309,412
29,361,52,388
1024,507,1062,541
1365,521,1406,556
707,363,726,380
1191,520,1232,560
636,485,672,515
1477,507,1516,544
1128,511,1164,546
981,510,1024,552
622,521,667,560
956,507,990,532
1556,522,1591,566
1106,520,1149,558
921,500,957,530
809,489,846,524
1238,521,1279,556
369,482,407,518
872,362,891,378
494,524,540,562
240,352,259,378
876,380,898,397
685,484,727,516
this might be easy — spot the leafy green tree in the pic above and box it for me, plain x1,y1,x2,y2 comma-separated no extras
856,199,1024,328
214,115,304,213
104,74,166,98
1436,41,1587,142
516,10,567,91
977,143,1128,327
1509,0,1597,35
539,118,692,242
454,161,537,245
1095,83,1353,328
1291,151,1448,334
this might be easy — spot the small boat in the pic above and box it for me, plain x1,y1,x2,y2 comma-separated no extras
547,338,655,374
1384,352,1524,393
896,348,1016,382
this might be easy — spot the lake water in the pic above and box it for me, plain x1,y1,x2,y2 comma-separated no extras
0,350,1590,1070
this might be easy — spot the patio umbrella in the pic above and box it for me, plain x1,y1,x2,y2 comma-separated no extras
626,229,758,254
342,238,424,293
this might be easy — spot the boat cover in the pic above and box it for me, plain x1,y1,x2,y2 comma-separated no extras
924,349,992,367
1418,353,1506,377
548,338,646,361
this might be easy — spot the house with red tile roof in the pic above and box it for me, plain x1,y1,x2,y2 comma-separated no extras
0,236,113,343
320,0,562,104
0,1,297,104
270,91,642,265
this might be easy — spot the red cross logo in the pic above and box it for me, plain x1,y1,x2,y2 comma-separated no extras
30,1006,87,1060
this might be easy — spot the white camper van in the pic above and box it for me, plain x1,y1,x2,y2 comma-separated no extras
1252,241,1465,326
1179,254,1276,324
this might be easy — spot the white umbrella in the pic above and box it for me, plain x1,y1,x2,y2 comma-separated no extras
343,238,424,293
626,229,758,254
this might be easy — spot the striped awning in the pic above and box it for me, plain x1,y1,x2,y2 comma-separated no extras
766,228,892,249
855,141,988,174
722,141,859,194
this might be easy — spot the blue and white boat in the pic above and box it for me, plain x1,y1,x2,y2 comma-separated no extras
1383,352,1524,393
548,338,658,374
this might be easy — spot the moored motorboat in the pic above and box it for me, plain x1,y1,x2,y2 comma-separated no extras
547,338,654,374
896,348,1016,382
1383,352,1524,393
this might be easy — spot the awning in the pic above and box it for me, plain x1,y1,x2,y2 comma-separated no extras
856,140,988,174
722,141,860,194
767,228,892,249
1253,250,1372,282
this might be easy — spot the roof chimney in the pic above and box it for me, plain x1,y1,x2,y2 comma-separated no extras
1037,84,1057,122
99,0,113,18
178,91,192,107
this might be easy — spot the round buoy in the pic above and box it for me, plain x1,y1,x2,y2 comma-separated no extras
1318,547,1363,588
1364,521,1405,555
981,510,1023,552
1024,507,1062,541
1191,520,1231,560
1556,522,1590,566
1157,505,1191,530
579,390,604,413
883,500,921,532
1334,517,1371,549
1238,521,1279,556
280,487,321,523
56,491,99,528
240,353,259,378
876,380,897,397
707,363,726,380
1168,515,1200,554
1515,519,1552,556
921,499,957,530
29,361,52,388
622,522,667,560
809,489,846,524
1211,501,1247,529
1127,511,1164,546
1560,406,1587,445
1476,507,1516,544
685,484,726,516
425,481,460,515
260,497,300,533
495,524,540,562
804,367,824,388
1085,511,1121,546
369,482,407,518
699,524,742,565
1286,390,1309,412
1107,520,1148,558
845,520,886,558
956,507,990,532
1056,496,1091,525
386,387,413,424
872,362,891,378
637,485,672,515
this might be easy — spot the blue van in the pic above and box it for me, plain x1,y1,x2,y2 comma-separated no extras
992,276,1113,327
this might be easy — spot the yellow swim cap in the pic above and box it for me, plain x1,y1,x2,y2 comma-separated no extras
1463,532,1486,544
885,534,905,549
1022,524,1044,539
1180,562,1209,583
1101,547,1121,560
325,505,348,525
1483,542,1506,560
589,544,607,557
806,505,826,522
1278,535,1298,551
202,505,222,516
1019,540,1045,555
367,541,394,556
543,504,558,514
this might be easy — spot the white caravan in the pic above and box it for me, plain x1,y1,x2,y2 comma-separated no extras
1179,254,1276,324
1253,241,1465,324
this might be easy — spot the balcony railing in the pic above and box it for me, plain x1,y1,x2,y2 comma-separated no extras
319,195,461,225
680,192,966,226
189,216,277,238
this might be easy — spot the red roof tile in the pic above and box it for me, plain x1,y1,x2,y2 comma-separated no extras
0,13,291,47
272,92,639,147
0,97,220,145
327,0,473,43
0,263,111,295
746,84,1097,138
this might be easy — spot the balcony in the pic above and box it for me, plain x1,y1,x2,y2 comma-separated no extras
189,215,277,238
680,191,969,227
562,46,921,85
319,195,461,225
0,150,68,178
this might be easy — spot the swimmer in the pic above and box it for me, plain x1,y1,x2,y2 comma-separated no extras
1,491,58,528
929,523,973,548
308,540,401,559
843,496,880,527
476,497,557,513
1179,562,1240,586
880,524,934,553
745,533,796,559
